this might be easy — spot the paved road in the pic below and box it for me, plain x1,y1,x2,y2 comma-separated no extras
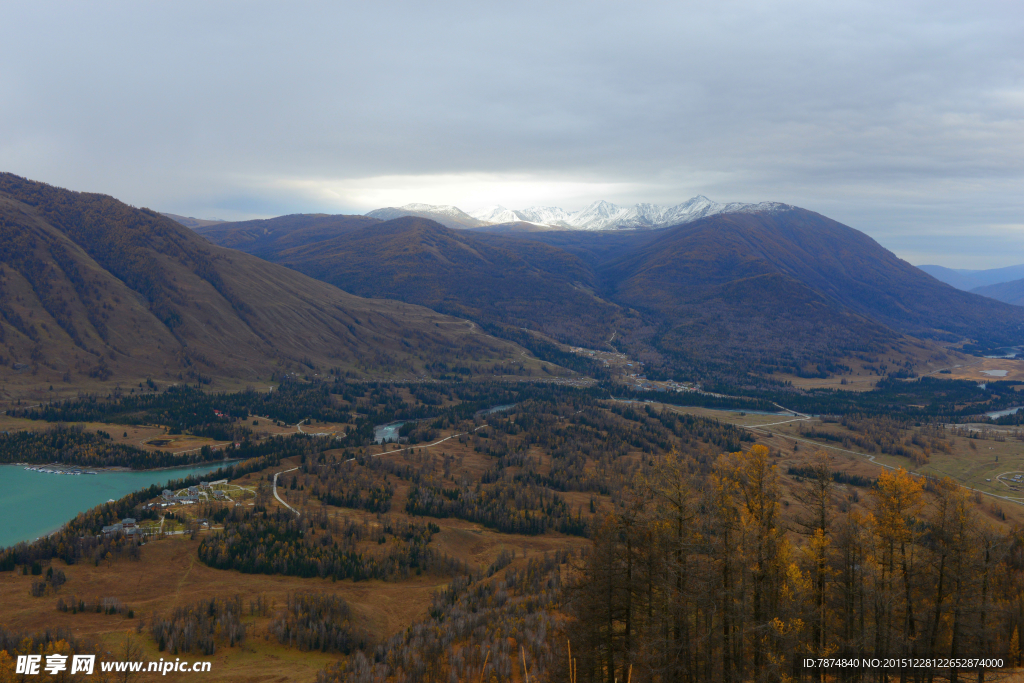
273,467,300,515
343,425,488,464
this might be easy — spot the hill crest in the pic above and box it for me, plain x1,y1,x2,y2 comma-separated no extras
0,174,537,393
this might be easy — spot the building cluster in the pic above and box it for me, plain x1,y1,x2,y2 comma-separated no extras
156,479,229,506
101,518,140,537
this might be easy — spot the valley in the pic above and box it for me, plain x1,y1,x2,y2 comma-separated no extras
194,206,1021,390
3,175,1024,682
0,175,548,394
7,0,1021,679
4,377,1024,681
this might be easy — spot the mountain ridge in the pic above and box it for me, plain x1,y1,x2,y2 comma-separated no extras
0,174,534,391
198,205,1024,384
369,196,787,231
971,278,1024,307
917,263,1024,292
365,204,489,230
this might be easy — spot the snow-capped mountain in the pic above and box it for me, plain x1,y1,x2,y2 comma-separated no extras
514,206,574,225
469,206,523,224
367,197,790,231
365,203,489,230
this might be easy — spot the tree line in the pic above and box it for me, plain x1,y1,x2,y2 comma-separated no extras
566,446,1024,682
197,507,464,582
270,592,371,654
0,425,224,469
319,550,575,683
150,596,246,655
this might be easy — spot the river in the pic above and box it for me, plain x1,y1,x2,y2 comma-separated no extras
0,462,229,548
986,406,1024,419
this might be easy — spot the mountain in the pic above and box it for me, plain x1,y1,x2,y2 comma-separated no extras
917,263,1024,291
971,278,1024,307
194,213,380,258
265,216,630,349
468,221,561,234
0,174,532,390
512,206,574,226
161,213,226,229
200,204,1024,384
365,203,489,230
598,208,1024,373
468,206,524,224
375,196,783,231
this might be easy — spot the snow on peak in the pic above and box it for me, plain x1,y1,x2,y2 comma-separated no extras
366,197,787,231
516,206,573,225
396,203,467,218
469,206,522,224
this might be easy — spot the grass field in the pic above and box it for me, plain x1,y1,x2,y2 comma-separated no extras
1,477,587,683
6,397,1023,681
657,404,1024,523
933,356,1024,382
0,537,434,682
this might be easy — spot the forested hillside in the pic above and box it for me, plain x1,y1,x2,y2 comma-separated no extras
972,277,1024,307
195,206,1024,386
263,216,633,349
0,174,533,388
194,214,379,258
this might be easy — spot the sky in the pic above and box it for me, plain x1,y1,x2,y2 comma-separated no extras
1,1,1022,267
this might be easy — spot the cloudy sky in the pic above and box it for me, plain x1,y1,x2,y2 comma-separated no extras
2,0,1021,266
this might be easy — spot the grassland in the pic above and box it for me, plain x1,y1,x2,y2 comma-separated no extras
937,356,1024,382
663,403,1024,518
5,385,1024,682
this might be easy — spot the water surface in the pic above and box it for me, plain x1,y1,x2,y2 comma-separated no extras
986,406,1024,419
0,462,228,548
373,422,406,443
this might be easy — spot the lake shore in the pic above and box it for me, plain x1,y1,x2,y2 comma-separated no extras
0,462,230,548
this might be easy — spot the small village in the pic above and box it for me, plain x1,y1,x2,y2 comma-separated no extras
568,346,703,393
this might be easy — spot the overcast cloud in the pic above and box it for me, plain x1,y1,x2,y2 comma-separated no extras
1,0,1021,266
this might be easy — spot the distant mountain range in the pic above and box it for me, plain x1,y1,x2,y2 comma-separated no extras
160,212,226,229
917,263,1024,307
0,174,532,388
195,205,1024,385
917,264,1024,291
971,279,1024,307
365,196,786,231
365,204,490,230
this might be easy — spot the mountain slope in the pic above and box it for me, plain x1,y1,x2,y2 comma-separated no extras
917,263,1024,291
0,174,531,389
194,214,380,258
604,208,1024,346
198,204,1021,384
270,216,630,348
916,265,986,291
972,279,1024,307
162,213,225,229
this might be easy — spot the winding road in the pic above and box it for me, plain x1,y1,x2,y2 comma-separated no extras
273,467,300,515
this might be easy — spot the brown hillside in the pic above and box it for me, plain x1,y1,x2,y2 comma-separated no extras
194,213,380,257
604,208,1024,345
971,277,1024,307
161,213,225,229
269,216,633,348
197,206,1015,384
0,174,533,392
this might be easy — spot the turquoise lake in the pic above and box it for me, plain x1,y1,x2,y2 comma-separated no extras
0,463,229,548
